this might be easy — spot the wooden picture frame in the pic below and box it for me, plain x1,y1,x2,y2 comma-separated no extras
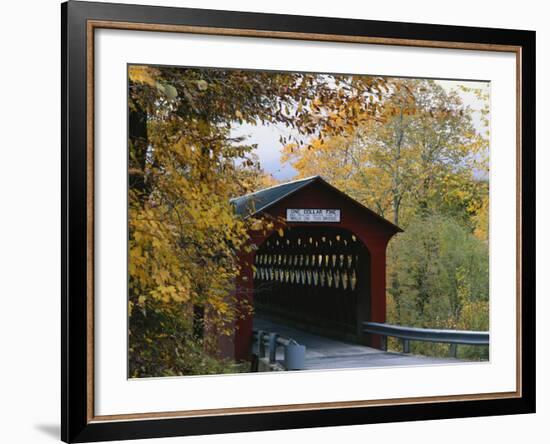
62,1,535,442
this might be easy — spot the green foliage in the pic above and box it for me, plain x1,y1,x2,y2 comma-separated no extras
129,297,248,377
386,215,489,360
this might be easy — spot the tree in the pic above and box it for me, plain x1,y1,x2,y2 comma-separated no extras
386,215,489,360
283,79,489,227
127,65,390,376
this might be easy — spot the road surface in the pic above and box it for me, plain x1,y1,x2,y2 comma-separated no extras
253,317,462,370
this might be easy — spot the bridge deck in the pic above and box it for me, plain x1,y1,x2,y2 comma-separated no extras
253,317,461,370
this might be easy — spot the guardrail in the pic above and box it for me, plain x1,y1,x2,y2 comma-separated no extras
252,329,306,370
363,322,489,357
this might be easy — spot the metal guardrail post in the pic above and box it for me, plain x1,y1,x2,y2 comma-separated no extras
449,343,458,358
268,333,278,363
257,330,265,357
402,338,410,353
380,335,387,351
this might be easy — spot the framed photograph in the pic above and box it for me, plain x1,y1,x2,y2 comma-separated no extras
61,1,535,442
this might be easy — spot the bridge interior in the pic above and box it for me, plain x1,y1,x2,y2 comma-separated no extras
253,226,370,343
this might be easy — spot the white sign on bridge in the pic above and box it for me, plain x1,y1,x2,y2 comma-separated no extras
286,208,341,223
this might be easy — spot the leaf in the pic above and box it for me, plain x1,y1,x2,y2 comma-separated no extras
164,84,178,99
155,82,166,94
129,66,157,87
155,82,177,99
196,80,208,91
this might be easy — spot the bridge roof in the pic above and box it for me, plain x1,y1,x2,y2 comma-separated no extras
231,175,403,233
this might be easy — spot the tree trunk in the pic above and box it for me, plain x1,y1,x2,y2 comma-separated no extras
129,101,148,198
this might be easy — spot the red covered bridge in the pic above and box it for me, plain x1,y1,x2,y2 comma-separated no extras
226,176,402,361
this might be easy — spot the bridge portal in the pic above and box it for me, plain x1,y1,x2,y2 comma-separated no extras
228,176,402,360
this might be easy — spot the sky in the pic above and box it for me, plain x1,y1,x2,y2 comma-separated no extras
231,79,490,181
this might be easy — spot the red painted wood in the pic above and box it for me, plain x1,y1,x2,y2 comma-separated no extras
232,180,399,360
233,250,255,362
